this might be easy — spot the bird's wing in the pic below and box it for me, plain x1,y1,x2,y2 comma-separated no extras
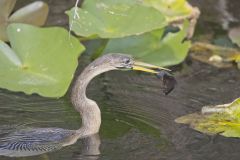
0,127,75,157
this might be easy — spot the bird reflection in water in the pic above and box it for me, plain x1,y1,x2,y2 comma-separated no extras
73,134,101,160
0,54,175,157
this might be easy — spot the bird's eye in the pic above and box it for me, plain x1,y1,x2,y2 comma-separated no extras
123,58,131,64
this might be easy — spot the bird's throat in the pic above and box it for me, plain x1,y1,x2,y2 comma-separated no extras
70,59,115,137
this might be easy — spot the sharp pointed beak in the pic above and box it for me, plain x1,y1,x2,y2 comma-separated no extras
132,61,171,73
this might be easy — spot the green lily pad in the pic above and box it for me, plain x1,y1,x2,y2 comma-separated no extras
67,0,167,38
103,22,191,66
0,24,85,97
0,0,49,41
176,98,240,138
140,0,193,21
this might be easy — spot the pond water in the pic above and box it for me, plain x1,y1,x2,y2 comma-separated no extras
1,0,240,159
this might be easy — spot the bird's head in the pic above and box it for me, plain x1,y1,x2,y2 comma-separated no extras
100,53,170,73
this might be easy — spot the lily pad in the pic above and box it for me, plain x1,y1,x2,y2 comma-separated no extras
0,24,85,97
67,0,167,38
0,0,49,41
176,98,240,138
140,0,193,21
103,22,191,66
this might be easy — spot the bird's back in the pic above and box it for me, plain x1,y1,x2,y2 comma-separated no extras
0,127,77,157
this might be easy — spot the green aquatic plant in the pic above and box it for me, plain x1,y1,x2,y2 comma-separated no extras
67,0,168,38
176,97,240,138
67,0,196,38
0,0,49,41
0,24,85,97
103,22,191,66
67,0,197,67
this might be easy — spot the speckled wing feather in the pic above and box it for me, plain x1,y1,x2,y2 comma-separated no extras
0,127,76,157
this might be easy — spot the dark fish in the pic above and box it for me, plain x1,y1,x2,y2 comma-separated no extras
156,71,177,95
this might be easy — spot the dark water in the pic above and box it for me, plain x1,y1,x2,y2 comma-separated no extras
1,0,240,159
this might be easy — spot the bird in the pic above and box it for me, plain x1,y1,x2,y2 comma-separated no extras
0,53,170,157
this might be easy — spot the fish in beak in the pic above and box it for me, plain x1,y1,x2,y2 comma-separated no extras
132,61,176,95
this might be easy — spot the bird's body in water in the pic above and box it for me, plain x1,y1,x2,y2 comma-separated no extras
0,54,175,157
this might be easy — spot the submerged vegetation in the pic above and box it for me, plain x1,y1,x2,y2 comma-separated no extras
0,24,84,97
176,98,240,138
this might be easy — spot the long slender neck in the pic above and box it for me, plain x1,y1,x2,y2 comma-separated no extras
71,59,115,137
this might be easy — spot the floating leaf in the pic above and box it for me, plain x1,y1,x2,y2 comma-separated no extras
67,0,167,38
103,22,191,66
0,0,49,41
0,24,85,97
176,98,240,138
140,0,193,21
